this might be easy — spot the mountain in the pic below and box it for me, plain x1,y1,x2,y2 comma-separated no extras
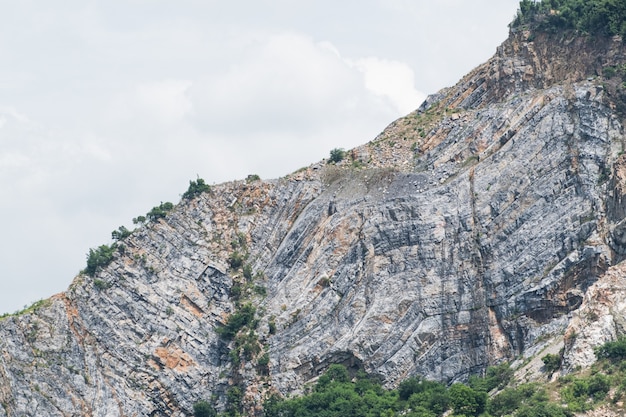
2,8,626,417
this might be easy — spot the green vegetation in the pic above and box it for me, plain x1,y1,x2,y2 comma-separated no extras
193,401,217,417
328,148,346,164
111,225,132,241
511,0,626,38
246,174,261,183
542,353,562,373
183,178,211,200
132,215,146,225
262,341,626,417
595,336,626,361
0,299,52,320
146,201,174,221
85,244,117,276
217,303,256,340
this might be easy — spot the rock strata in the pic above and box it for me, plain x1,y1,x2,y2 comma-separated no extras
2,29,626,416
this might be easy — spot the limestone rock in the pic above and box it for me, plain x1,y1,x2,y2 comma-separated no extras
1,29,626,416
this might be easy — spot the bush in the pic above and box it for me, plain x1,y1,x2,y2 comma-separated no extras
228,251,244,269
217,304,256,339
111,226,132,241
193,401,216,417
226,386,244,415
328,148,346,164
511,0,626,38
542,353,561,373
146,202,174,221
183,178,211,200
85,244,117,276
132,215,146,225
243,264,253,280
595,337,626,361
489,384,538,417
448,383,486,417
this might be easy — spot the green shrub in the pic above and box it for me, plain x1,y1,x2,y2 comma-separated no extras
146,202,174,221
93,279,111,290
193,400,216,417
229,283,242,300
183,178,211,200
605,66,618,79
243,264,253,281
328,148,346,164
217,304,256,339
448,383,486,417
542,353,562,373
511,0,626,38
596,337,626,361
111,226,132,241
469,363,513,392
228,251,244,269
132,215,146,225
268,317,277,334
254,285,267,296
226,386,244,415
246,174,261,183
488,384,538,417
85,244,117,276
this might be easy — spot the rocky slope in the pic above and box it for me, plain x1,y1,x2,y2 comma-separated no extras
2,29,626,416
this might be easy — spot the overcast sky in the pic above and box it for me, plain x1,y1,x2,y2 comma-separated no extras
0,0,520,314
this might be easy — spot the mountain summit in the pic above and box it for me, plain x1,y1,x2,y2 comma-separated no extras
3,3,626,416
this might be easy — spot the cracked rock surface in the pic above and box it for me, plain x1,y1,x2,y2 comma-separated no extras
2,30,626,416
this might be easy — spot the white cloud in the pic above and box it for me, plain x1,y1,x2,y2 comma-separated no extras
0,1,522,313
351,57,426,115
188,32,376,134
106,80,193,126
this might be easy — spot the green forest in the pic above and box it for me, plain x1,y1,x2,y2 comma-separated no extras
511,0,626,37
192,337,626,417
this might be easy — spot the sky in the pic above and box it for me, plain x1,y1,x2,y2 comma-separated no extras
0,0,521,314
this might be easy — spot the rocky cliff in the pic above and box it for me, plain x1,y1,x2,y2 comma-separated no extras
2,28,626,417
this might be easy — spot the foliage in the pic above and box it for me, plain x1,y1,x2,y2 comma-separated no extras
111,225,132,241
542,353,562,373
595,336,626,361
183,178,211,200
217,303,256,339
146,201,174,221
226,386,244,416
268,317,277,334
328,148,346,164
468,363,514,392
228,251,244,269
242,264,253,281
448,383,487,417
560,373,610,412
246,174,261,183
511,0,626,38
93,279,111,290
193,400,216,417
132,215,146,225
85,244,117,276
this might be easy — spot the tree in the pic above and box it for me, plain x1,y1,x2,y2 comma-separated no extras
85,244,117,276
448,383,486,417
193,401,216,417
111,226,132,241
183,178,211,200
328,148,346,164
542,353,561,373
146,202,174,221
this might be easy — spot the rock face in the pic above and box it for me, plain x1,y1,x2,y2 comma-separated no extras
2,30,626,416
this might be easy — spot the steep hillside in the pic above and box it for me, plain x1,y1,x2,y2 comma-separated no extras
2,17,626,417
